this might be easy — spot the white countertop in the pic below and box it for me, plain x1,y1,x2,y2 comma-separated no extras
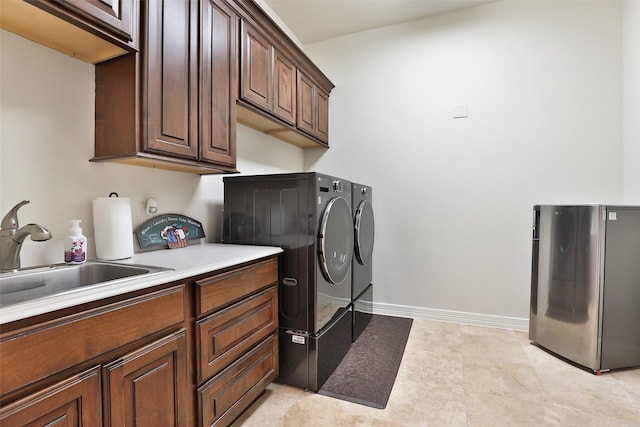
0,243,282,325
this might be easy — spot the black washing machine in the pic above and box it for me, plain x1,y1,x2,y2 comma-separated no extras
223,172,353,391
351,183,375,342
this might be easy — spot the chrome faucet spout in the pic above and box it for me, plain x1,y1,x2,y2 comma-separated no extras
0,201,52,272
1,200,29,236
13,224,52,243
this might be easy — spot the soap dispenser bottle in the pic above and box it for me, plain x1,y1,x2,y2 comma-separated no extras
64,220,87,264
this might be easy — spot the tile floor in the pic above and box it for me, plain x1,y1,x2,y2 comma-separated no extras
232,318,640,426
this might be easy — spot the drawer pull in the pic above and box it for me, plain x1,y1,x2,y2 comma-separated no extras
282,277,297,287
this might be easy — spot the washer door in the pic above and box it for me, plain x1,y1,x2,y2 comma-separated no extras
354,199,375,265
318,196,354,284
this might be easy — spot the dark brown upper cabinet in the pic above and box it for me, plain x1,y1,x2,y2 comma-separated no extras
273,49,298,125
241,21,296,126
235,1,334,149
201,0,239,166
297,69,329,144
0,0,138,63
93,0,238,175
2,0,335,174
241,22,273,113
144,0,198,160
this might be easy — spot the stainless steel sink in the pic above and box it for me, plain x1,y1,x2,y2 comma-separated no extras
0,261,172,308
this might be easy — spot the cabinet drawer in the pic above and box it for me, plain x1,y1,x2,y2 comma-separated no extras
196,257,277,316
197,286,277,383
0,285,185,397
198,333,278,427
0,366,102,426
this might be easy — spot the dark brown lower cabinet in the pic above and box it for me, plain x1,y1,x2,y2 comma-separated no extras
195,257,279,426
0,366,102,426
197,286,278,383
1,330,189,427
0,285,188,427
198,333,278,427
103,330,188,426
0,255,279,427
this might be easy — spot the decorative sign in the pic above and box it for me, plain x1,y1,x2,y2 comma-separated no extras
135,214,205,250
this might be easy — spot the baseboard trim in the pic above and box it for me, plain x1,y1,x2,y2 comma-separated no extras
372,302,529,331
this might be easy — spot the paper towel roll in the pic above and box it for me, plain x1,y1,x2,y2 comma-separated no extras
93,196,134,260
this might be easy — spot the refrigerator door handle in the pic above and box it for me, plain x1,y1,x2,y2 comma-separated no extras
532,206,540,240
529,206,541,340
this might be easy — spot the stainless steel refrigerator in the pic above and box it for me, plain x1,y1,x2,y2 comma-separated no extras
529,205,640,374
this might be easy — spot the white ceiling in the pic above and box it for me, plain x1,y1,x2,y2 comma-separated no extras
263,0,495,44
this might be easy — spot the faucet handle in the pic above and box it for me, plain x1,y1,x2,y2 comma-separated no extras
1,200,30,234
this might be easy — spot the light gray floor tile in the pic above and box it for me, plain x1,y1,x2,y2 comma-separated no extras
233,320,640,426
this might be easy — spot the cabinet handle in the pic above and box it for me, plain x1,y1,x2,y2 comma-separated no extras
282,277,297,287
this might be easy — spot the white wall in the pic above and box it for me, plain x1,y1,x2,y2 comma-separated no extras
303,1,623,320
1,0,629,324
624,0,640,203
0,29,304,266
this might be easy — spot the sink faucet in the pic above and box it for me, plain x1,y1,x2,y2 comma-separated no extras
1,200,52,272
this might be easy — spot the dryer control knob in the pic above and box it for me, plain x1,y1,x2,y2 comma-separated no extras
361,187,368,197
333,180,343,192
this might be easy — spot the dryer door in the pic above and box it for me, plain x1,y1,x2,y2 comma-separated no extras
354,199,375,266
318,196,354,284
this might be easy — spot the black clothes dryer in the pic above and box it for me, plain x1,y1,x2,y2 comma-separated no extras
223,172,353,391
351,183,374,341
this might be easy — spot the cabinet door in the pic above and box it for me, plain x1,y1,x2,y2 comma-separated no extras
273,49,296,125
297,69,316,137
103,330,189,427
145,0,198,159
315,87,329,143
200,0,237,166
0,367,102,426
297,70,329,144
241,21,273,112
